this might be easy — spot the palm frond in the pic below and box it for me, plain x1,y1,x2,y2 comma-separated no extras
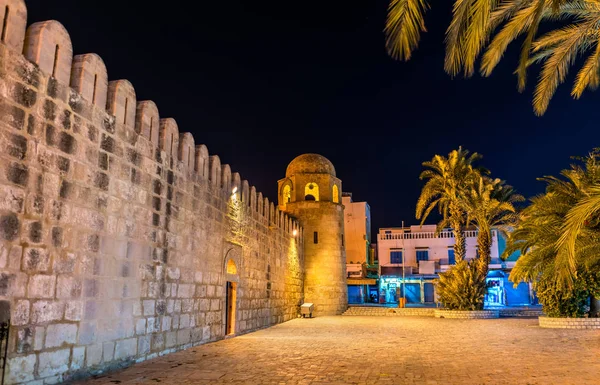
557,186,600,278
385,0,431,61
516,0,546,92
481,0,544,77
533,20,599,115
572,39,600,99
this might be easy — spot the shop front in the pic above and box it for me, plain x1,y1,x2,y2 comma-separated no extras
347,278,378,304
379,276,436,304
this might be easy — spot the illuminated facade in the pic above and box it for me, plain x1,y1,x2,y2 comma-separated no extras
278,154,348,316
377,226,534,306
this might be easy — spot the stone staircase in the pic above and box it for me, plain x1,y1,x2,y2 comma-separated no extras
342,306,544,318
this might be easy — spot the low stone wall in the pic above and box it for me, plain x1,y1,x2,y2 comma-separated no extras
499,308,544,318
539,317,600,329
434,309,499,319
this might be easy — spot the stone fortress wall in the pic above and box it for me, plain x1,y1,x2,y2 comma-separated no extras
0,1,305,383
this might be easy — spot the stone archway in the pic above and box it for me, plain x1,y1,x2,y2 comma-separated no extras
223,245,242,336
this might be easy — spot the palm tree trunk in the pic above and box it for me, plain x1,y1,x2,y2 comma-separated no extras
450,202,466,262
477,229,492,277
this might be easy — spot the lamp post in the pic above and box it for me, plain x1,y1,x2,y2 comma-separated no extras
402,220,405,304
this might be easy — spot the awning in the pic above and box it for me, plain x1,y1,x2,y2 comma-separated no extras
347,278,377,285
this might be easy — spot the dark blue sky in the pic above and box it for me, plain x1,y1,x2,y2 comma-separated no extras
28,0,600,233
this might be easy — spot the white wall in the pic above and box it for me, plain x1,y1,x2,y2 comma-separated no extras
377,226,500,268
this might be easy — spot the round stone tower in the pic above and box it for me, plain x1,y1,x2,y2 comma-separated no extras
278,154,347,315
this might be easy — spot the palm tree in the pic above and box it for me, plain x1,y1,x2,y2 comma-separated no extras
385,0,600,115
461,176,524,277
505,151,600,316
416,147,483,262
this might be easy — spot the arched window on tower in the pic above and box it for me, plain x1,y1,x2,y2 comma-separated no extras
305,183,319,201
282,184,291,206
332,184,339,203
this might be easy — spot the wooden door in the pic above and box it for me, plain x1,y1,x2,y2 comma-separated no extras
226,281,237,335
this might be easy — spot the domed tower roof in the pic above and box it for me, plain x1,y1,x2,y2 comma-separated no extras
286,153,336,177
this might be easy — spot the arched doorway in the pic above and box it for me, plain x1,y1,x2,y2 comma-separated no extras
223,247,241,336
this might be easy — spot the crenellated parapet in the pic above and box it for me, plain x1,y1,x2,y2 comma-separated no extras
0,0,300,236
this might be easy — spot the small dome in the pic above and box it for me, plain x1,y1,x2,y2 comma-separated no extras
286,154,336,177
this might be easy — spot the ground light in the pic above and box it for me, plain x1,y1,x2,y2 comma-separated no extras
293,229,298,237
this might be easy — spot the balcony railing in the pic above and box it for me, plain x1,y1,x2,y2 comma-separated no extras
379,229,496,240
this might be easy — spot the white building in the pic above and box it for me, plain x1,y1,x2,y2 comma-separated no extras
376,225,532,307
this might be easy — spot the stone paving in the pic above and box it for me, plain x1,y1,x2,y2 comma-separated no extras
71,316,600,385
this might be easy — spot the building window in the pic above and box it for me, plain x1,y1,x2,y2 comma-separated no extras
305,183,319,201
282,184,291,205
416,250,429,262
314,231,318,244
448,248,455,264
390,250,402,264
332,184,339,203
341,234,344,246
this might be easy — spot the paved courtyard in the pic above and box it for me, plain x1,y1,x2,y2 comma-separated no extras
72,316,600,385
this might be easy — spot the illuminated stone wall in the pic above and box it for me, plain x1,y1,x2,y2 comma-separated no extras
0,1,304,383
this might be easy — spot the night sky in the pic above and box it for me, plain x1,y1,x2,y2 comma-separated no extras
26,1,600,234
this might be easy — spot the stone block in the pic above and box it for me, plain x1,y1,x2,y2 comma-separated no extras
179,314,190,329
32,301,64,324
27,274,56,298
78,321,97,345
8,245,23,270
142,299,155,316
165,331,177,348
71,346,86,371
151,333,164,351
22,247,50,272
102,341,115,362
146,317,159,333
83,300,97,320
138,335,151,355
0,243,7,269
135,318,146,335
162,316,171,332
16,326,34,353
65,300,83,321
167,267,180,280
12,299,30,326
115,337,137,360
6,354,36,383
56,276,82,299
53,251,76,274
0,212,19,241
86,343,103,367
132,300,142,317
45,323,77,348
34,326,45,351
38,348,70,378
177,329,191,345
